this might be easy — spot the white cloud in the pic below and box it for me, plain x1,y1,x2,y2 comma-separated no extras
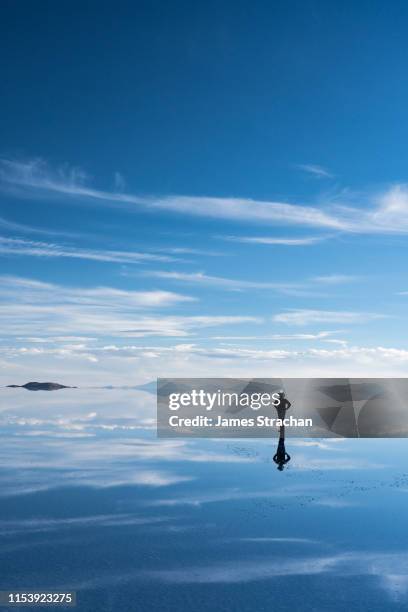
81,343,296,361
307,346,408,362
0,236,176,263
211,331,337,340
144,270,301,291
149,195,346,229
153,246,223,256
273,309,387,326
222,235,324,245
0,514,168,535
312,274,360,284
0,275,195,308
142,271,359,293
44,548,408,601
11,342,407,369
142,551,408,591
143,553,334,583
0,216,81,238
0,275,260,340
372,184,408,227
237,537,318,543
126,471,192,487
16,336,96,343
5,158,408,233
313,498,357,508
297,164,334,178
0,159,345,228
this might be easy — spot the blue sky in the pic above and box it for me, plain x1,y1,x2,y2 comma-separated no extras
1,0,408,384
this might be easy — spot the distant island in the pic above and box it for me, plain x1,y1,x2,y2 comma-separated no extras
6,382,76,391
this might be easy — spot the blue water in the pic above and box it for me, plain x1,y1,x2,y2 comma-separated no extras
1,388,408,611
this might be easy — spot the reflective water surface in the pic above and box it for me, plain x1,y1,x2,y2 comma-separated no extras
1,388,408,611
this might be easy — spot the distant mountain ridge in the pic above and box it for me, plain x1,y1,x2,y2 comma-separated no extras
6,382,76,391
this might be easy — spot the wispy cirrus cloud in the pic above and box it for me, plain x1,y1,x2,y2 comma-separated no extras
0,236,177,263
312,274,361,284
62,549,408,601
154,246,223,257
0,275,195,308
211,331,338,340
297,163,334,178
221,235,325,245
4,158,408,233
236,537,318,543
0,157,345,228
0,514,169,535
142,551,408,592
0,216,82,239
141,270,362,293
0,275,260,340
273,309,387,326
143,270,301,291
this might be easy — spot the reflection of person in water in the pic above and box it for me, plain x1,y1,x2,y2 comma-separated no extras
273,433,291,470
273,391,291,471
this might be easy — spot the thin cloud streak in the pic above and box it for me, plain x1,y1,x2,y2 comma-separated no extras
0,276,188,306
211,332,338,340
312,274,361,284
143,551,408,588
0,236,176,264
297,164,334,178
143,270,302,291
4,158,408,233
142,271,361,293
273,309,388,326
0,275,260,339
0,216,81,239
222,235,325,245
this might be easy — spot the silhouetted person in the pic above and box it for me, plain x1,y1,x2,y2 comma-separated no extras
273,391,291,470
276,391,291,420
